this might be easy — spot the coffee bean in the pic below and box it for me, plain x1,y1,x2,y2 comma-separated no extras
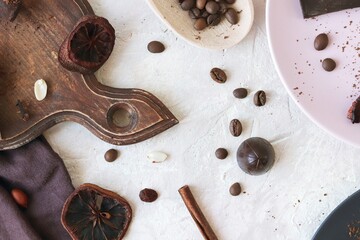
201,10,210,18
219,2,228,14
180,0,240,31
314,33,328,51
233,88,248,99
104,149,118,162
322,58,336,72
207,14,221,26
254,90,266,106
196,0,207,9
11,188,29,208
215,148,228,159
189,8,201,19
147,41,165,53
210,67,227,83
205,1,220,14
181,0,195,10
225,8,238,24
229,119,242,137
194,18,208,30
139,188,158,202
229,182,241,196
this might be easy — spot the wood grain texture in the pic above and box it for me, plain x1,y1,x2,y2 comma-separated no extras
0,0,178,150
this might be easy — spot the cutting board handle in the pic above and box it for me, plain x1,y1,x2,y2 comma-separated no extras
77,75,178,145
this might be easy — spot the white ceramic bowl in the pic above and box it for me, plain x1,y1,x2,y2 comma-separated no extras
146,0,254,50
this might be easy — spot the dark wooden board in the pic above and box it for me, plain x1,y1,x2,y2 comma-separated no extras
0,0,178,150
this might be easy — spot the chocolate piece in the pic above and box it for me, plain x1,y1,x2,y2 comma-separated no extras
237,137,275,175
300,0,360,18
347,97,360,123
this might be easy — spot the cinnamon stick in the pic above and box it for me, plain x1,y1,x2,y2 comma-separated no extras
178,185,218,240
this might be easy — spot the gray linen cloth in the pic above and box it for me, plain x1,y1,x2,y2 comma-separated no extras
0,136,73,240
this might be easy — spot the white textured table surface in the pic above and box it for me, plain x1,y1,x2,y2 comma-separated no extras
44,1,360,239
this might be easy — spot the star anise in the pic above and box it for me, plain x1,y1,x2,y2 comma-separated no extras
61,184,132,240
59,15,115,74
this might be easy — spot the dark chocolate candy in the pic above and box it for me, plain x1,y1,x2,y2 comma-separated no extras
300,0,360,18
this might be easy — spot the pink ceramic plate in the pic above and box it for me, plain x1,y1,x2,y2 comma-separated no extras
266,0,360,147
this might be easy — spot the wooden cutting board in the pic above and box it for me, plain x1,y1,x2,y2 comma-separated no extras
0,0,178,150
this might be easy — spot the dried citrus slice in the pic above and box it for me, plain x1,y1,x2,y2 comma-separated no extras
59,15,115,74
61,184,132,240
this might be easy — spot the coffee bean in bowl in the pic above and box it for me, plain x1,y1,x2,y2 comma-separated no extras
147,0,254,49
207,14,221,26
196,0,207,9
177,0,242,31
194,18,208,30
205,1,220,14
181,0,196,11
225,8,239,24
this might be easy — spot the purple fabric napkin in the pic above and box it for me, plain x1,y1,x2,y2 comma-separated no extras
0,136,74,240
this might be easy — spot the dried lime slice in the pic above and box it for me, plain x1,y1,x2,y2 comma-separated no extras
61,184,132,240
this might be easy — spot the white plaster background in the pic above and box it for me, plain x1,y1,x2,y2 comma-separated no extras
43,0,360,239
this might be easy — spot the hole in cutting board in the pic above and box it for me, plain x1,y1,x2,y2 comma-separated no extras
113,108,132,127
107,104,137,132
